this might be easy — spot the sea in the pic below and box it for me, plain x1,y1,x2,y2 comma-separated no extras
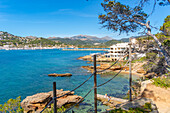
0,49,138,112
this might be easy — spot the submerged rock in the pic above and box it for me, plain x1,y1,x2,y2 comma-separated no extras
48,73,72,77
78,102,92,106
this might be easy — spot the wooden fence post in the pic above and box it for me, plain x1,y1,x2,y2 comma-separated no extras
53,82,57,113
94,55,97,113
129,42,132,101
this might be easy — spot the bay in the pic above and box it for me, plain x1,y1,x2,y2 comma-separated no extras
0,49,134,112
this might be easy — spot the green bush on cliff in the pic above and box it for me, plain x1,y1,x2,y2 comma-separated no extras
109,102,152,113
0,96,23,113
160,15,170,35
44,104,66,113
132,56,146,63
152,77,170,88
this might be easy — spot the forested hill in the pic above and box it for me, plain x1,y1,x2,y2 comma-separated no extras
0,31,60,47
0,31,149,48
48,35,125,47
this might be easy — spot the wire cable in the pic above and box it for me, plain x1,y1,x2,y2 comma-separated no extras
54,72,95,99
40,98,54,113
40,72,95,113
63,87,95,113
97,60,129,87
97,48,128,73
40,48,129,112
97,53,128,73
63,60,129,112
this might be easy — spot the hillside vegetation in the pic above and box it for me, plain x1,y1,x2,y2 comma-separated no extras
0,31,60,47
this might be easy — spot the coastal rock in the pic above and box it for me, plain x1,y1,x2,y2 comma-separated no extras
57,95,83,108
97,57,113,62
48,89,74,97
81,64,129,73
21,93,51,112
78,55,116,62
97,94,128,108
140,80,153,95
48,73,72,77
136,69,146,74
21,89,82,113
119,98,158,112
77,55,92,61
144,72,157,79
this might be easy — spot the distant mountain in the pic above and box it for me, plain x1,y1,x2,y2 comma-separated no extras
102,39,121,46
119,38,129,42
48,35,113,46
69,35,98,40
101,36,113,41
48,35,144,47
66,35,112,42
48,36,61,40
48,37,101,46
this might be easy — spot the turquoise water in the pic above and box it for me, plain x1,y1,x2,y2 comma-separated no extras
0,49,135,112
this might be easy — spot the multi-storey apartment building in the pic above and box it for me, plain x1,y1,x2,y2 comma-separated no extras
105,38,139,61
106,43,129,61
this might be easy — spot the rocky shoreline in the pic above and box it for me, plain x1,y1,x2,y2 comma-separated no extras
78,55,157,78
78,54,170,113
96,80,170,113
21,89,82,113
19,54,169,113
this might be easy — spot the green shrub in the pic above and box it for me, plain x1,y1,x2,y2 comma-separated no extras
143,102,152,111
143,62,156,71
0,96,23,113
44,104,66,113
109,102,152,113
146,52,157,60
132,57,146,63
152,77,170,88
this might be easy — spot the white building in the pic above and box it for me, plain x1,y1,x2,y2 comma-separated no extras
0,31,3,35
0,36,3,40
106,43,129,61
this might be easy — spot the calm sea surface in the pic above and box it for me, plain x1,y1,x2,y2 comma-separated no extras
0,49,138,112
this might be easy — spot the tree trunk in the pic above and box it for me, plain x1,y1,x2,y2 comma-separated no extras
146,21,170,66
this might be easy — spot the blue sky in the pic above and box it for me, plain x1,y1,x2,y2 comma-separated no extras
0,0,169,39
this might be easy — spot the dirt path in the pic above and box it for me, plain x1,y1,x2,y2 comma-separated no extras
142,84,170,113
